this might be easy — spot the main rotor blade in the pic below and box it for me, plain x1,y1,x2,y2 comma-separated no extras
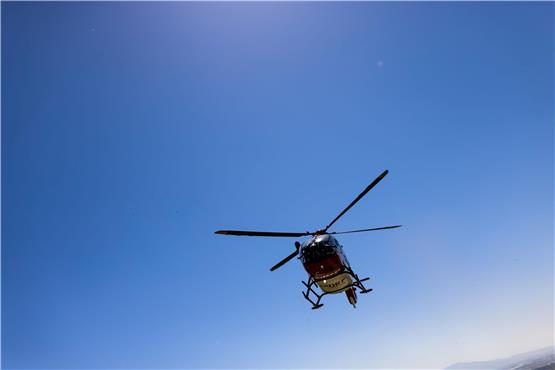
324,170,389,232
328,225,402,235
270,250,299,271
215,230,310,237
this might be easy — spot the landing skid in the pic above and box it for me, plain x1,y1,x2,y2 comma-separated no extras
301,266,372,309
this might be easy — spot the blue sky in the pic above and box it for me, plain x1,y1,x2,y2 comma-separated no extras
2,2,553,369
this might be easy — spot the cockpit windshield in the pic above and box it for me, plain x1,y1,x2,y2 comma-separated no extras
300,234,337,263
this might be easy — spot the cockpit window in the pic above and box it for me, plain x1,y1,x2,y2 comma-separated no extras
300,235,336,263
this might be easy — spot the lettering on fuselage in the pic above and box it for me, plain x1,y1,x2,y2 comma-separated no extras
328,277,346,288
317,273,352,293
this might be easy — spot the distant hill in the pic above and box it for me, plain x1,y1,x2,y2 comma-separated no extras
446,346,554,370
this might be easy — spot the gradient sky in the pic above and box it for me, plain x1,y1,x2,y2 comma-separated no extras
2,2,553,369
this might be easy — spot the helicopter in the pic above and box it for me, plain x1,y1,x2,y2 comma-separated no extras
215,169,400,309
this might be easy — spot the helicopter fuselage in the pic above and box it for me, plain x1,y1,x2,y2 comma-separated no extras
299,234,359,305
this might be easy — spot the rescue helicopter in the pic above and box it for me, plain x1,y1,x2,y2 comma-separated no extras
215,169,400,309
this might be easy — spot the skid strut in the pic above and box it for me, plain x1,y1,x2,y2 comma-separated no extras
301,266,372,309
